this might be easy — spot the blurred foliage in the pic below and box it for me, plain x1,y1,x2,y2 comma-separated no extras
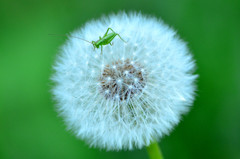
0,0,240,158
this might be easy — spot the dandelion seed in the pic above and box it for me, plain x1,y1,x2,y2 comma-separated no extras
51,12,197,150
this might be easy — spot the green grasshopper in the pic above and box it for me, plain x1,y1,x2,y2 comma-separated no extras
90,27,126,54
66,28,126,54
50,28,126,54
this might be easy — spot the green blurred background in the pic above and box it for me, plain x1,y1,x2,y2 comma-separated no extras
0,0,239,158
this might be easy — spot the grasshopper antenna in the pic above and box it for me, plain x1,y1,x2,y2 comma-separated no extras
48,33,92,44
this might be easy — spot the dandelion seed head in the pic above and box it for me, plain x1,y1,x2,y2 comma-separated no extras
51,12,198,150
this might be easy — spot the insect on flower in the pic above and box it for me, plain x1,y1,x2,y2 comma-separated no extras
90,27,127,54
50,28,126,54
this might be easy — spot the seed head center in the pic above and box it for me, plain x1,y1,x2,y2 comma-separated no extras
99,59,146,100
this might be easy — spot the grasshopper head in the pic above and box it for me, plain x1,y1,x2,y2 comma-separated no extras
92,41,99,49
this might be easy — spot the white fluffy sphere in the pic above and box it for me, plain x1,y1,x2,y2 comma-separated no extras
51,12,197,150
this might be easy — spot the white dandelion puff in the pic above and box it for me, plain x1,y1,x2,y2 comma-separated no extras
51,12,198,151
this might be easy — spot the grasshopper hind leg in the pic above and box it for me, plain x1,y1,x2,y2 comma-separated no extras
116,34,127,43
104,27,114,36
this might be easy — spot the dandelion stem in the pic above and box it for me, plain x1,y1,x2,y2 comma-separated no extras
146,142,164,159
